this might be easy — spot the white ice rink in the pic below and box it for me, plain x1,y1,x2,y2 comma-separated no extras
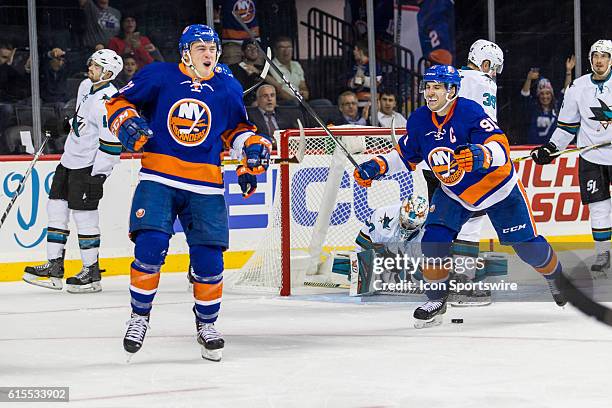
2,271,612,408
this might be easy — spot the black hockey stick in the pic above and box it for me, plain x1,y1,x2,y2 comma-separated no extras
231,11,360,169
242,47,271,97
0,132,52,230
513,141,612,162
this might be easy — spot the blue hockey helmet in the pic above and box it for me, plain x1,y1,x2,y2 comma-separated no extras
178,24,222,58
419,65,461,94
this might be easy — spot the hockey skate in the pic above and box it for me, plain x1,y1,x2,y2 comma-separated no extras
23,256,64,290
449,274,491,307
197,321,224,362
546,277,567,307
591,251,610,279
66,261,101,293
123,312,150,361
413,298,447,329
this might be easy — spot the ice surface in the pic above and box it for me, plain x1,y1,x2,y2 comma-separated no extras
1,271,612,408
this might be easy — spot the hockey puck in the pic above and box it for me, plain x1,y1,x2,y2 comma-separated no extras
451,319,464,324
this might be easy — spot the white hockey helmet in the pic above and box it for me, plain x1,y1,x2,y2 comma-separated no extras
468,39,504,74
589,39,612,76
87,49,123,82
399,194,429,231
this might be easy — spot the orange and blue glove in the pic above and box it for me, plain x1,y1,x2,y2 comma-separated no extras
116,116,153,152
353,156,388,188
242,135,272,175
454,144,493,173
237,166,258,199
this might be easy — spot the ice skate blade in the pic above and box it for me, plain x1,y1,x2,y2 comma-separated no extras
125,352,137,363
201,346,223,362
414,315,444,329
22,274,63,290
450,300,492,307
66,282,102,294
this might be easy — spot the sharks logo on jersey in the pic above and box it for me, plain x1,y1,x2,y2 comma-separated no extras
428,146,464,186
589,98,612,130
167,98,212,146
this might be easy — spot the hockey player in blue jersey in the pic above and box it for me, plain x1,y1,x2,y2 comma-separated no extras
106,24,271,361
354,65,566,328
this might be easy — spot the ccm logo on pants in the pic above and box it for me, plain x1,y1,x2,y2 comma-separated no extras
503,224,526,233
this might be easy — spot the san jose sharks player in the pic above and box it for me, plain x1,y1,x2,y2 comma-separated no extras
106,24,271,361
354,65,566,328
531,40,612,278
23,49,123,294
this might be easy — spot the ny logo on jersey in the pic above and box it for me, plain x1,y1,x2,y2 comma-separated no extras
428,147,464,186
167,98,212,146
589,98,612,130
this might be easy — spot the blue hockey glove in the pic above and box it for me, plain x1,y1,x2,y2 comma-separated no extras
242,135,272,175
117,116,153,152
354,156,388,187
237,166,258,199
454,144,492,173
530,142,558,165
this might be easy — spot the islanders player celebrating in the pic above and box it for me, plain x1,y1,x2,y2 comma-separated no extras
354,65,565,328
106,24,271,361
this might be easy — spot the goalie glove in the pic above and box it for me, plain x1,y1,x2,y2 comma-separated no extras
353,156,388,188
237,166,257,199
530,141,558,165
454,144,493,173
242,135,272,175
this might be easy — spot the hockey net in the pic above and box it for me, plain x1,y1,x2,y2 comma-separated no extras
229,126,428,295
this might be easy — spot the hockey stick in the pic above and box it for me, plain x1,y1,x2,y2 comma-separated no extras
513,141,612,162
0,132,52,230
231,11,360,169
304,281,350,289
222,118,307,165
242,47,272,96
390,116,398,146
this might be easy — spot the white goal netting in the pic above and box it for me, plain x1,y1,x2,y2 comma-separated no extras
229,127,428,295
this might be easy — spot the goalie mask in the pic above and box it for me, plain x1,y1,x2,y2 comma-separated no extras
399,195,428,232
589,39,612,77
468,39,504,75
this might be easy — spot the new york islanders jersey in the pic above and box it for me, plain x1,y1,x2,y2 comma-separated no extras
550,73,612,165
106,62,256,195
458,67,498,121
356,202,424,258
385,97,515,211
61,78,122,177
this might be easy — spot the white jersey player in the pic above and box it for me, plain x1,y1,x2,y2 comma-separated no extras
24,49,123,293
532,39,612,276
459,39,504,121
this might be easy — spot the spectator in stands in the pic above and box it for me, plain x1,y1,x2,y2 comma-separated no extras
40,48,70,109
220,0,261,65
338,91,365,125
363,89,407,127
347,40,382,107
268,36,310,104
520,56,575,145
79,0,121,50
0,43,31,139
229,39,266,106
248,84,302,148
107,15,163,68
113,54,138,89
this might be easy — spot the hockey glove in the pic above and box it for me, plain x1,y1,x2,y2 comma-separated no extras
237,166,258,199
530,141,558,165
117,116,153,152
86,174,107,201
354,156,388,188
242,135,272,175
454,144,493,173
